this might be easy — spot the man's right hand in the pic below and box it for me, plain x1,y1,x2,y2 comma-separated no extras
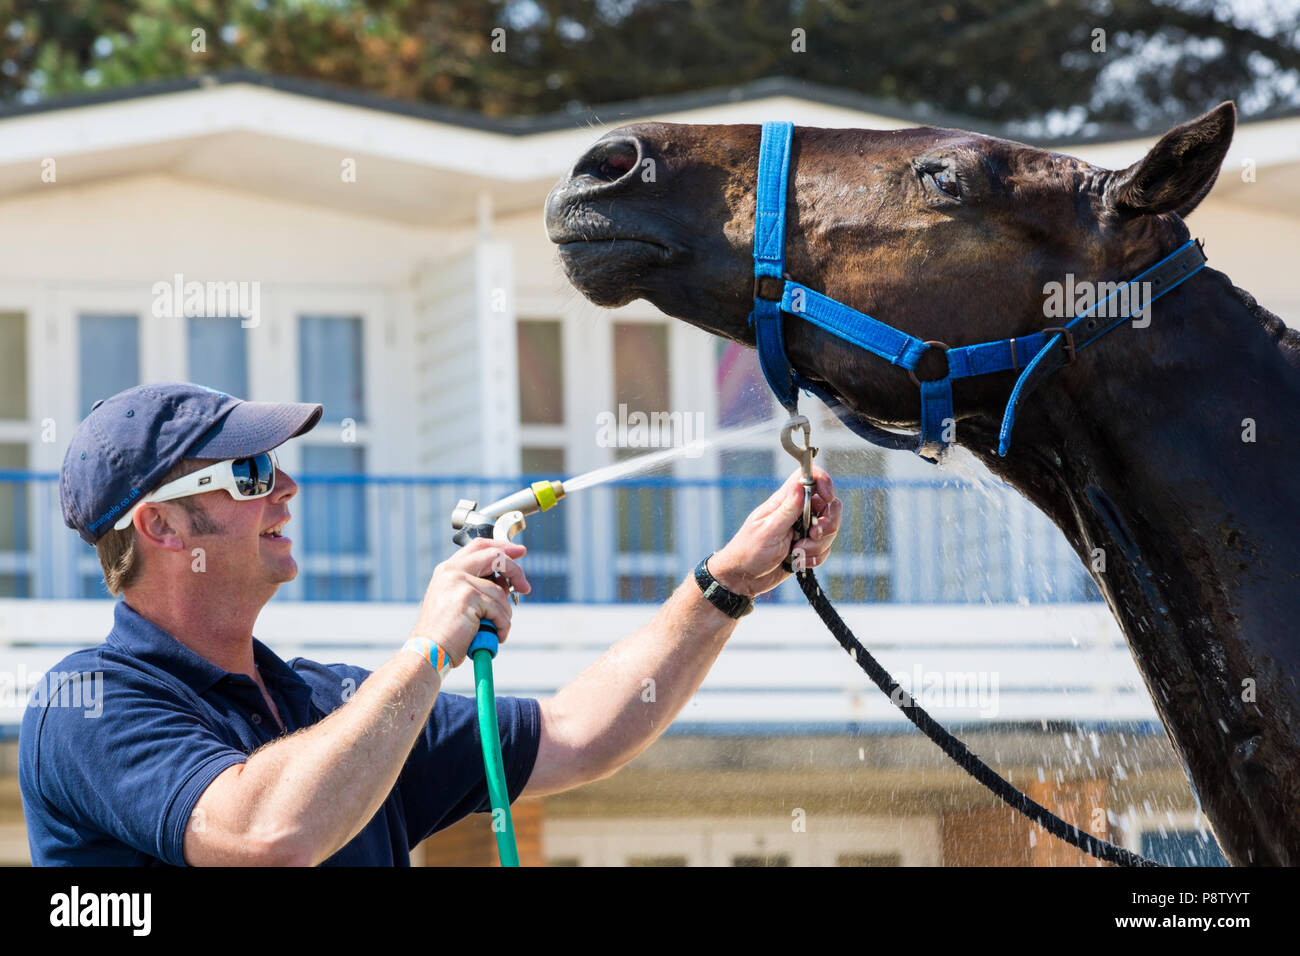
187,540,532,865
408,538,532,667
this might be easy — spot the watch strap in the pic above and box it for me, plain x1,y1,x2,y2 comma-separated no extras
694,554,754,619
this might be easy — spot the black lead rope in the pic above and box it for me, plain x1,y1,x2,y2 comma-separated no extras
793,567,1160,867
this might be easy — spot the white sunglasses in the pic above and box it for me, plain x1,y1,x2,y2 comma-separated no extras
113,451,279,531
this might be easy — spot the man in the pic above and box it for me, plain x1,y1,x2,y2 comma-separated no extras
19,382,842,866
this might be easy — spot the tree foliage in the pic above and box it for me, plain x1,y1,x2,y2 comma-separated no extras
2,0,1298,132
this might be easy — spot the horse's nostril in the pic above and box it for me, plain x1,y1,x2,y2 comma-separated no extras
572,138,640,185
602,152,635,177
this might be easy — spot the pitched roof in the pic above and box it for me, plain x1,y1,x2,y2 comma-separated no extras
5,69,1296,146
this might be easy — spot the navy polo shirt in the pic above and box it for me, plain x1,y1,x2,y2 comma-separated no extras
18,600,541,866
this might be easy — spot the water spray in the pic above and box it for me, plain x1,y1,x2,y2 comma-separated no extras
444,414,814,865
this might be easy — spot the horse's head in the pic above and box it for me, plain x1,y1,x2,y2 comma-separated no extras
545,104,1235,443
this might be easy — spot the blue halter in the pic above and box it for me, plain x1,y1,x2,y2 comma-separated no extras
749,121,1209,461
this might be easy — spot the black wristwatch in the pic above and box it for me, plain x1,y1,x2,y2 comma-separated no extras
694,554,755,619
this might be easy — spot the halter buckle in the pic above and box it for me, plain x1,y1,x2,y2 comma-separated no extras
907,340,951,387
1042,327,1077,366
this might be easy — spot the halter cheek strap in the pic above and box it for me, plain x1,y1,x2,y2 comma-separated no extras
748,120,1208,462
750,118,798,413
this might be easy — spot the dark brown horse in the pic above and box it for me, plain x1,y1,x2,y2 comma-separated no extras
544,102,1300,866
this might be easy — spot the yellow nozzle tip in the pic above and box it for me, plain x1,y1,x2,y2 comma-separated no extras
531,480,559,511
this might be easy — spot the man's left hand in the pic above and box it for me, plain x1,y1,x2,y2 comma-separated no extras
707,465,843,598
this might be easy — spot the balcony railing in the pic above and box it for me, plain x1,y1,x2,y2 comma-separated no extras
0,471,1101,604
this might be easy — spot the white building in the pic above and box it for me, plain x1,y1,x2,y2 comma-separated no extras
0,73,1294,865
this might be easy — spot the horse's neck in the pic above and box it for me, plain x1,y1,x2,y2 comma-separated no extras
975,267,1300,615
966,268,1300,865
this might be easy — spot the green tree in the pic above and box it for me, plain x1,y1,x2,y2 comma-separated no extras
3,0,1298,132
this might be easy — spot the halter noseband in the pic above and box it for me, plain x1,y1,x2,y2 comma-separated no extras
748,120,1209,461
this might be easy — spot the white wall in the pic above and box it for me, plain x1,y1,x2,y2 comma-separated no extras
0,172,483,477
1187,197,1300,323
0,597,1157,729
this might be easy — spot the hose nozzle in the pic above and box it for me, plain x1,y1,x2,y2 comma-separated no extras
450,479,566,608
451,479,567,539
472,480,565,523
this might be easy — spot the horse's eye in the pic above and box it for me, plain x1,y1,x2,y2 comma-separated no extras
929,167,962,199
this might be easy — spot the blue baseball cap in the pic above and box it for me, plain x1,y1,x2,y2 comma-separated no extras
61,383,323,545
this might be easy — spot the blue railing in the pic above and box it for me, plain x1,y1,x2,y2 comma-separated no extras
0,471,1100,604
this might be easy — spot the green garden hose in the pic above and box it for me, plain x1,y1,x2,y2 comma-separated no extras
470,630,519,866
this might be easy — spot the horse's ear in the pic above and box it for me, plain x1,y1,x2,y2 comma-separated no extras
1104,101,1235,220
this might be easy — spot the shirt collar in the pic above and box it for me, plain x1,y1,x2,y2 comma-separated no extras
106,599,312,701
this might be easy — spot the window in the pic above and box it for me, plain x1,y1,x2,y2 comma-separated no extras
189,316,249,398
80,574,110,599
300,445,368,600
615,447,674,555
820,447,890,601
715,340,773,428
719,449,773,538
1140,830,1228,867
612,324,675,601
0,315,29,597
517,319,570,600
0,312,27,419
299,316,364,422
520,446,569,601
297,315,369,599
0,443,28,597
517,321,564,425
614,323,670,416
616,574,676,602
80,314,138,417
521,446,566,478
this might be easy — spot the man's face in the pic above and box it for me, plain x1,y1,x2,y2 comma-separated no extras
171,456,301,597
